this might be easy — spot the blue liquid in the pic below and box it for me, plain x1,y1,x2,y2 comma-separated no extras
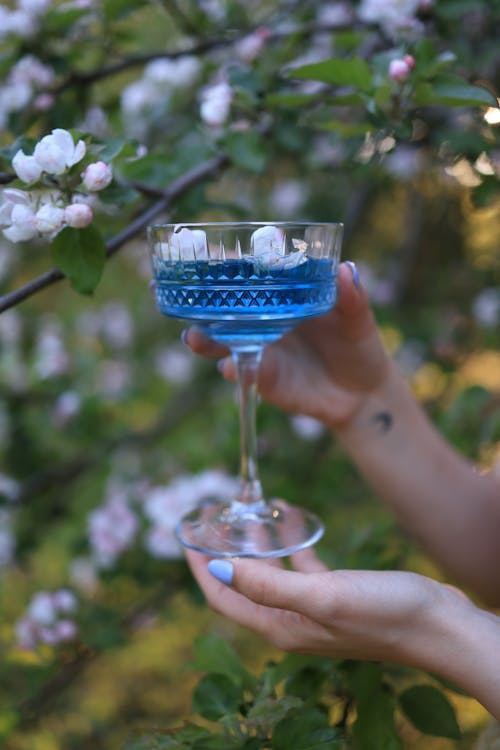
154,257,337,346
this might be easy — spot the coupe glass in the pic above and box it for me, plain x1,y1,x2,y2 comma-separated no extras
147,222,343,557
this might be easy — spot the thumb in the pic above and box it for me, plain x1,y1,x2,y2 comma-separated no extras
207,558,317,613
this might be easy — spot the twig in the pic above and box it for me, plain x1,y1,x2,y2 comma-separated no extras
0,152,229,313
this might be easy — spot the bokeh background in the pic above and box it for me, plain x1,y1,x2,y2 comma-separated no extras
0,0,499,747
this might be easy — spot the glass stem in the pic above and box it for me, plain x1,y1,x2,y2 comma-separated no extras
231,347,264,506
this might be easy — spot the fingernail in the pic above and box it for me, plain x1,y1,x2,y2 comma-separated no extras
149,279,157,295
217,358,226,374
208,559,234,585
345,260,360,289
180,328,189,345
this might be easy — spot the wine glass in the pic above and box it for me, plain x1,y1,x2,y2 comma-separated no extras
147,222,343,558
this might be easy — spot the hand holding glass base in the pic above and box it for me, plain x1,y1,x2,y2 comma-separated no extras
147,222,343,558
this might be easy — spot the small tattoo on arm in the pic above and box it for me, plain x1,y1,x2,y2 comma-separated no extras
371,411,393,434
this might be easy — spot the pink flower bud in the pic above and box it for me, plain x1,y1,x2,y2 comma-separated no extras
81,161,113,191
389,59,411,83
64,202,93,228
404,54,416,69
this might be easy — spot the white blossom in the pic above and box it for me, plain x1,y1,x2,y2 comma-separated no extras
144,56,200,88
155,344,196,384
35,203,65,234
11,55,54,87
200,81,233,127
52,589,78,613
358,0,422,36
1,194,37,243
88,493,138,567
12,150,43,183
18,0,52,14
52,390,82,426
15,588,79,651
290,415,325,441
235,28,270,64
143,471,239,559
0,82,32,114
28,591,57,625
33,319,69,379
472,288,500,328
0,473,20,501
270,180,308,218
33,129,86,175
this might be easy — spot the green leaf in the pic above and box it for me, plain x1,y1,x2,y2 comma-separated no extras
271,707,339,750
414,75,498,108
224,131,267,173
51,225,106,295
246,695,303,732
192,673,242,721
399,685,462,739
92,138,136,163
349,663,403,750
315,120,374,137
266,93,320,108
288,57,372,92
191,634,255,690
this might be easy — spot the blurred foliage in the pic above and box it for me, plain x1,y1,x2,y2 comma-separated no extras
0,0,499,748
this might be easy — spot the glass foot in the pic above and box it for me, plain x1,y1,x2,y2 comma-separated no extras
176,498,324,558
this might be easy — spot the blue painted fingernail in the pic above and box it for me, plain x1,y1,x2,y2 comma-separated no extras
345,260,361,289
208,559,234,585
180,328,189,345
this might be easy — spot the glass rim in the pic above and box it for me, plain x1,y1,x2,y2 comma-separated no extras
148,220,344,232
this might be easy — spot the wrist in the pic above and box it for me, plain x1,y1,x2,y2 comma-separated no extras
415,584,500,718
331,359,404,438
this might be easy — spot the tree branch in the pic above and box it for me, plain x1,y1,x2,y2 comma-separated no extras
55,21,368,92
0,152,229,314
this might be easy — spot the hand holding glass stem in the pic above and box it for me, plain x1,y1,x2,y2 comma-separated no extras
183,261,500,719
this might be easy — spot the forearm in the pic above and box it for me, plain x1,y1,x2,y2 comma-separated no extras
335,361,500,604
414,591,500,719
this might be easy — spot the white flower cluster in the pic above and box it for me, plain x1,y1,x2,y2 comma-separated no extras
0,129,113,243
0,55,55,130
143,470,240,559
88,484,139,568
0,0,52,42
121,56,200,137
87,470,240,566
200,80,233,128
357,0,427,37
15,589,78,651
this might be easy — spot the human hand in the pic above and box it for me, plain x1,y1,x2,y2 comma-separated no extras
185,546,472,670
183,262,390,429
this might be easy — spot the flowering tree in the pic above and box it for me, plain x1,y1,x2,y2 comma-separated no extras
0,1,499,748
